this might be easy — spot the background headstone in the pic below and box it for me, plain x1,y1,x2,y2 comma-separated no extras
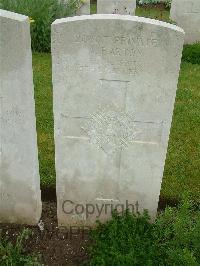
76,0,90,15
0,9,42,225
170,0,200,44
52,15,184,227
97,0,136,15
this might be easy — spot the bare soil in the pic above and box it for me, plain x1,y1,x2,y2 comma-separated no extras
0,201,90,266
0,187,178,265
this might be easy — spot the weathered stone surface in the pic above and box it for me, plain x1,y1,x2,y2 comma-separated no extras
97,0,136,15
0,9,41,225
52,15,184,227
170,0,200,44
76,0,90,15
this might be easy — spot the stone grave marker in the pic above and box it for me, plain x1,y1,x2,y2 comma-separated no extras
0,9,42,225
97,0,136,15
170,0,200,44
52,15,184,227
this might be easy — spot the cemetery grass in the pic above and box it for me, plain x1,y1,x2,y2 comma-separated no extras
136,5,170,22
161,62,200,202
32,53,56,190
90,3,97,14
33,53,200,204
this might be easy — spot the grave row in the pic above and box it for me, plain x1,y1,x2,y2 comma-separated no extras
79,0,200,44
77,0,136,16
0,6,188,226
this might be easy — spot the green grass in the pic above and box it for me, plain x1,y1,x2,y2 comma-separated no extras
135,5,171,22
0,0,82,52
33,53,56,188
161,62,200,201
182,44,200,65
32,6,200,201
90,3,97,14
86,198,200,265
0,229,42,265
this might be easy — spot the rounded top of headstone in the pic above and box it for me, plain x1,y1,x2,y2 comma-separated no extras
52,14,184,34
0,9,28,22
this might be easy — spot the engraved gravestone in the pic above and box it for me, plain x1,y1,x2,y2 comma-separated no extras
97,0,136,15
170,0,200,44
0,9,42,225
52,15,184,227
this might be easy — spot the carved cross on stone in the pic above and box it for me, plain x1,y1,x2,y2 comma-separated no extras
62,78,164,158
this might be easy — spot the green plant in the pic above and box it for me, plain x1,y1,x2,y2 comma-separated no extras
137,0,172,9
86,198,200,265
32,53,56,188
87,210,157,266
182,43,200,65
136,3,171,22
153,196,200,265
165,0,172,9
91,2,97,14
0,229,42,265
0,0,82,52
137,0,160,5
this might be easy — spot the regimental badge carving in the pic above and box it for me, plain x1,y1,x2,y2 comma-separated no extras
81,104,136,156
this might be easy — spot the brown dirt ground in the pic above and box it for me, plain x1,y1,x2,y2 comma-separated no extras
0,200,90,266
0,187,178,266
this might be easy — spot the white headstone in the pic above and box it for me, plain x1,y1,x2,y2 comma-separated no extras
52,15,184,227
0,9,42,225
170,0,200,44
97,0,136,15
76,0,90,15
